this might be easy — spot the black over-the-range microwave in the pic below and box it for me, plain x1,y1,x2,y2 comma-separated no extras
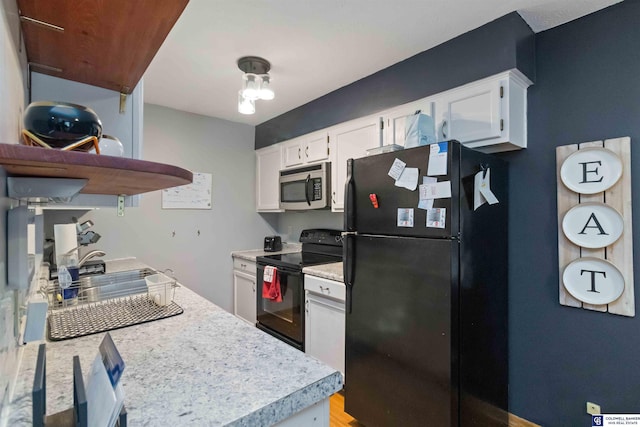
279,162,331,210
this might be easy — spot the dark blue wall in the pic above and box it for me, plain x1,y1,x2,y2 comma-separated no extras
502,1,640,425
255,12,535,149
256,2,640,424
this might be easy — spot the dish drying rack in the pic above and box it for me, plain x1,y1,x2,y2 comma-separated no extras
43,269,184,341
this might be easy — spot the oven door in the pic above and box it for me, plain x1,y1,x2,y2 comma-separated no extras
256,264,304,350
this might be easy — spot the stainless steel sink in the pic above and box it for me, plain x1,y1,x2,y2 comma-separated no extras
50,267,158,305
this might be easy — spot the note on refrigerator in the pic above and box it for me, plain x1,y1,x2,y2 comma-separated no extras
427,142,448,176
394,167,419,191
388,158,406,180
426,208,446,228
474,168,499,210
397,208,414,227
420,181,452,200
417,177,437,210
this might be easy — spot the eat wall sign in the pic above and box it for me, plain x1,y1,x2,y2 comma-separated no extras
556,137,634,317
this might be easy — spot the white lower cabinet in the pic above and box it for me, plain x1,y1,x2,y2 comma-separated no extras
233,258,257,325
304,275,345,377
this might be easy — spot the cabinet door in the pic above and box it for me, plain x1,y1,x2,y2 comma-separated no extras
30,72,143,207
283,138,304,168
382,101,435,148
304,131,329,163
305,291,345,376
234,270,257,325
330,117,381,211
436,79,502,144
256,144,283,211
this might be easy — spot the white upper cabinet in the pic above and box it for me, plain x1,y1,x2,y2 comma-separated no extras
256,144,283,212
434,70,531,152
254,69,531,213
282,130,330,168
382,101,435,148
329,116,381,212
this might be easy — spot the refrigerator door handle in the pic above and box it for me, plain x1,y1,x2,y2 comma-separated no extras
305,174,311,206
342,232,355,313
344,158,356,231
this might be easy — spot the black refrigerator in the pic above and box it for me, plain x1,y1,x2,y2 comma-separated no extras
342,141,508,427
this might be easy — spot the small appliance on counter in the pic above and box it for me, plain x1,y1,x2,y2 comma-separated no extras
263,235,283,252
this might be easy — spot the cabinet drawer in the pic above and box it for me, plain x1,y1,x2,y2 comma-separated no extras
304,275,345,302
233,258,256,275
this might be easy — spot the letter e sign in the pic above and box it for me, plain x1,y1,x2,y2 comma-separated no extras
560,147,622,194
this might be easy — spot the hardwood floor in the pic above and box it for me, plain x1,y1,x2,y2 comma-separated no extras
330,392,364,427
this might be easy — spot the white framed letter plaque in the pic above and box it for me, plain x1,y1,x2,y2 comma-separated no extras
556,137,634,317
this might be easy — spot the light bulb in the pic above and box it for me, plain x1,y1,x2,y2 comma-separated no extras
258,75,275,100
242,73,260,100
238,91,255,115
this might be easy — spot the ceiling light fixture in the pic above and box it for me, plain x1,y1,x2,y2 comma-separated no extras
237,56,274,114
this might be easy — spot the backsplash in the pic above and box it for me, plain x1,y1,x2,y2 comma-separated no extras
275,210,343,243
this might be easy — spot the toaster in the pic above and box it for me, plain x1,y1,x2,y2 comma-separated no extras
264,236,282,252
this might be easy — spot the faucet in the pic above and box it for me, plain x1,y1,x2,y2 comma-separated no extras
78,250,106,267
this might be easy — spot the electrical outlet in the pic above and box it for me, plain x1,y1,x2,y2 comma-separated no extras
117,195,125,217
587,401,601,415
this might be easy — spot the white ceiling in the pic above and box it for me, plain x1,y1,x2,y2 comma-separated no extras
143,0,621,126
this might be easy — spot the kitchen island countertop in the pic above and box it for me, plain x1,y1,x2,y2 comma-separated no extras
8,258,341,426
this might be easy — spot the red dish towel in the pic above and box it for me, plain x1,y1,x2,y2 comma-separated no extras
262,266,282,302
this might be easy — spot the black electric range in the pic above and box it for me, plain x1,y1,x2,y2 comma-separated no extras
255,229,343,350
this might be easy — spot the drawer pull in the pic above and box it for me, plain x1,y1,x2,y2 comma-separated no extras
319,286,331,294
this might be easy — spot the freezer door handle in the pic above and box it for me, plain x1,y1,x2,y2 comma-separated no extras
343,232,355,313
344,158,356,231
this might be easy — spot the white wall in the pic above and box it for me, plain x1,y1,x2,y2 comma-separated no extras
66,104,277,311
0,0,26,418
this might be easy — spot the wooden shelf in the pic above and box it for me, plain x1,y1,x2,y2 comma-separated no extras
0,144,193,196
18,0,189,94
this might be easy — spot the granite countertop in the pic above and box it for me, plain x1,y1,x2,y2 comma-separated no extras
8,258,342,426
302,262,344,283
231,243,301,261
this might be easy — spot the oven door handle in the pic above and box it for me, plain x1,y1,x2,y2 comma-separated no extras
305,174,312,206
